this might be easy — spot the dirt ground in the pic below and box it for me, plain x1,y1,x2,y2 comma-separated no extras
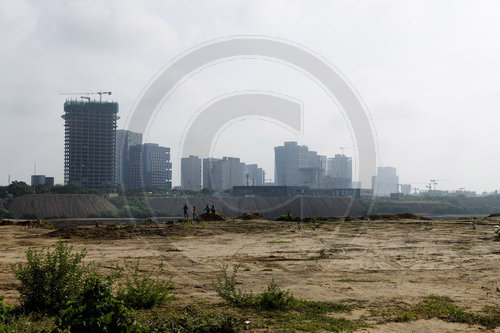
0,218,498,332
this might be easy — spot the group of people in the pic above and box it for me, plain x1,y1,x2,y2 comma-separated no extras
183,203,216,219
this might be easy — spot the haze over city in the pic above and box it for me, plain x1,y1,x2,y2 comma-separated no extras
1,1,500,192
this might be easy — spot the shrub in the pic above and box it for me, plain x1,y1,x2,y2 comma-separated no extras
0,208,14,219
42,221,55,229
0,296,12,328
11,241,93,314
275,210,295,221
57,275,141,332
116,260,174,309
212,265,254,307
170,304,242,332
258,279,295,310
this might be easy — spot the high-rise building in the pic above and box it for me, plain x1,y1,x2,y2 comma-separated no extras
275,142,308,186
62,100,118,190
244,164,265,186
213,157,244,191
326,154,352,188
372,166,399,196
181,155,202,191
275,142,325,188
127,143,172,190
115,130,142,185
202,157,221,190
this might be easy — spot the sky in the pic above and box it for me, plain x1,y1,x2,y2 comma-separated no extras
1,0,500,192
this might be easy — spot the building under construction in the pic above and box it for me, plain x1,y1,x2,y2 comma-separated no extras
62,99,119,191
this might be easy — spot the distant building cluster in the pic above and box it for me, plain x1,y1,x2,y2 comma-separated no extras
31,175,54,187
62,99,172,191
181,156,265,192
115,131,172,190
274,141,352,189
59,99,424,197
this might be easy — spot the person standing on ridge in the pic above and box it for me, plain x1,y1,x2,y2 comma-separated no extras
204,205,210,214
183,204,189,218
211,205,216,214
193,206,198,219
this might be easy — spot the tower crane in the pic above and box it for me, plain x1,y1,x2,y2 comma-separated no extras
59,91,112,102
339,146,351,155
430,179,446,191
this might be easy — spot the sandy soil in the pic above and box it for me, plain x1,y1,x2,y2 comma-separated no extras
0,219,498,332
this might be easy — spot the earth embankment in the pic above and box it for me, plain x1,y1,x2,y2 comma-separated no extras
147,196,366,219
7,194,118,218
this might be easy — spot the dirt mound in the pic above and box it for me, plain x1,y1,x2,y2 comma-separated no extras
199,212,227,221
7,194,118,218
487,213,500,218
237,212,265,220
0,220,15,226
362,213,431,221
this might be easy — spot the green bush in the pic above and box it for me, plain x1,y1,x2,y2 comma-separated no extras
275,210,295,221
0,296,12,329
57,275,141,332
169,304,242,332
116,260,174,309
0,208,14,219
212,265,254,307
11,241,93,314
258,279,295,310
213,266,296,310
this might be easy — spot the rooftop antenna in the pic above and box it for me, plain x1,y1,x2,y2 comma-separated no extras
34,162,36,175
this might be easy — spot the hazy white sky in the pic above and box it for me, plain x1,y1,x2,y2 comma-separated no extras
1,0,499,192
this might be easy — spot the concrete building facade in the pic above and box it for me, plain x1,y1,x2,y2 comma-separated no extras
372,166,399,196
213,157,244,191
202,157,221,190
325,154,352,188
115,130,142,185
244,164,265,186
127,143,172,190
181,155,202,191
275,142,326,188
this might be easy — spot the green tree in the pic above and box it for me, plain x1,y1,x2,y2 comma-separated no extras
7,181,32,198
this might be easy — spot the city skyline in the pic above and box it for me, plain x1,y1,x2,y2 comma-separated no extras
1,2,500,192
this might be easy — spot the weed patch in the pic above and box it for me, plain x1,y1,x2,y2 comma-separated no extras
374,294,500,329
267,240,291,244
